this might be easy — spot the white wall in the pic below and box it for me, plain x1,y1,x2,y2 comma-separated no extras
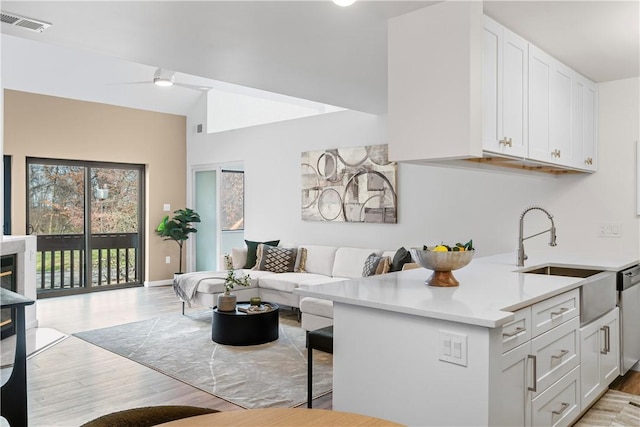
188,77,639,260
545,77,640,255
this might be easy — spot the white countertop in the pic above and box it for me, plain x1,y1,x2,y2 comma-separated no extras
294,248,638,328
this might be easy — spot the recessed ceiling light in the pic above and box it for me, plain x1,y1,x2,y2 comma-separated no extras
333,0,357,7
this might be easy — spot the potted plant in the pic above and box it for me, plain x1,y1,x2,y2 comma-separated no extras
218,254,251,311
155,208,201,274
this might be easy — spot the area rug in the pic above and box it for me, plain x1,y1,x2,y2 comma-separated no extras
73,310,332,409
574,389,640,427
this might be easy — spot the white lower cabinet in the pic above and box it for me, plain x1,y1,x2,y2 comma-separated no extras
580,308,620,409
531,317,580,396
532,367,581,427
500,341,533,426
498,289,583,426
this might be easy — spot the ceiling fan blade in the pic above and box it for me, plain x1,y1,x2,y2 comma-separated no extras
107,81,152,86
173,82,212,91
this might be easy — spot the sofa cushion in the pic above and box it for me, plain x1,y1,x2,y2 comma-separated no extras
298,245,339,277
298,277,346,286
195,271,262,293
300,297,334,318
256,245,297,273
258,272,331,293
331,247,382,279
244,239,280,269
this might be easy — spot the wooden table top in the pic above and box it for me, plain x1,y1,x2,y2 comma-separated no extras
157,408,404,426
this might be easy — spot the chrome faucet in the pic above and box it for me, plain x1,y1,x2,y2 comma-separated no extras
517,206,557,267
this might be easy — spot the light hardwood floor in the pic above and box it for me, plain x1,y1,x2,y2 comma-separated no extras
2,286,330,427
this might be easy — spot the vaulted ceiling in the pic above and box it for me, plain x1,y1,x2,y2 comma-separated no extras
2,1,638,115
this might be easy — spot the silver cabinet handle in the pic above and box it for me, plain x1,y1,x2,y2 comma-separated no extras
552,402,570,416
499,138,513,147
527,354,537,392
551,307,569,318
551,349,569,360
601,326,611,354
503,327,525,339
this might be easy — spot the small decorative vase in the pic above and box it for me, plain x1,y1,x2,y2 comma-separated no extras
250,297,262,306
217,290,237,312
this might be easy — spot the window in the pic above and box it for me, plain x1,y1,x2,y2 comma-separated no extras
220,170,244,231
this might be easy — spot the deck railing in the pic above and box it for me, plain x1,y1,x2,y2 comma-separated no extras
36,233,139,293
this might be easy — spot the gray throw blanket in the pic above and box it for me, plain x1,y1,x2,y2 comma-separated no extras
173,271,226,307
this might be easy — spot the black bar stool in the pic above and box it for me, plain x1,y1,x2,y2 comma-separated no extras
307,325,333,408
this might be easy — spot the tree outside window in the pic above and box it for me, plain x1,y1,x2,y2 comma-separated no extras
220,171,244,231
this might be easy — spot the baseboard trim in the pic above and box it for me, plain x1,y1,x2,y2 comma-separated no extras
144,279,173,287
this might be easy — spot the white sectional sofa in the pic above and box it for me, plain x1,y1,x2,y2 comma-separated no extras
178,243,413,331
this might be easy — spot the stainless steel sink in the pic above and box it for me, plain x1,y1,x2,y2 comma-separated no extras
522,265,616,325
523,266,604,278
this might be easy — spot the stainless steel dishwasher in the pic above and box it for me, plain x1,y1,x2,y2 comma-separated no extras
618,264,640,375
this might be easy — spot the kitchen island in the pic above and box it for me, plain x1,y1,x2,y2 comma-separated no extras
295,250,637,426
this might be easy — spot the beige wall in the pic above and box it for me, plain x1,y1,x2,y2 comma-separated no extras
4,90,186,282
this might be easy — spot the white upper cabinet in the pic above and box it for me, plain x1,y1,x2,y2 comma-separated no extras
550,61,575,165
388,2,598,173
572,74,598,171
528,45,553,163
388,1,484,163
528,44,594,170
516,32,600,173
482,16,528,158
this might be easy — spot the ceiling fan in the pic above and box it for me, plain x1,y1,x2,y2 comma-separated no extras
115,68,213,91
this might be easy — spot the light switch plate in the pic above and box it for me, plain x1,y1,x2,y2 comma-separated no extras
163,204,171,212
438,331,468,366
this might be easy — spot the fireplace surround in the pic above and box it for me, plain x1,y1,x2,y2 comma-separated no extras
0,235,38,331
1,254,17,338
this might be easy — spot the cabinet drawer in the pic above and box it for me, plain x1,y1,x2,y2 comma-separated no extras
502,307,532,353
532,289,579,337
531,366,581,427
531,316,580,395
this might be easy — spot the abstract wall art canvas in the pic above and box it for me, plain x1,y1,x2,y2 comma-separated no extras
301,144,397,223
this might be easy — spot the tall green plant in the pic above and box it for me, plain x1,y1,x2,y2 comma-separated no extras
155,208,201,273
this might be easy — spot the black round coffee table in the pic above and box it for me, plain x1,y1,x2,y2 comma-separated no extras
211,302,279,346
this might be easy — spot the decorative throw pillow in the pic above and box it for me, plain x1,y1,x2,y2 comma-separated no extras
391,247,412,272
244,239,280,269
294,247,308,273
230,247,247,270
257,246,298,273
252,243,273,270
375,256,391,275
362,253,384,277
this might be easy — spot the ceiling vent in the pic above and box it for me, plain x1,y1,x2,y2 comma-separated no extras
1,11,51,33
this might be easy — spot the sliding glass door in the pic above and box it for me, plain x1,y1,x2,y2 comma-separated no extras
27,158,145,296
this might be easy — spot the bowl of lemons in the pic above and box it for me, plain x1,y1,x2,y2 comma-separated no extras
409,240,475,287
